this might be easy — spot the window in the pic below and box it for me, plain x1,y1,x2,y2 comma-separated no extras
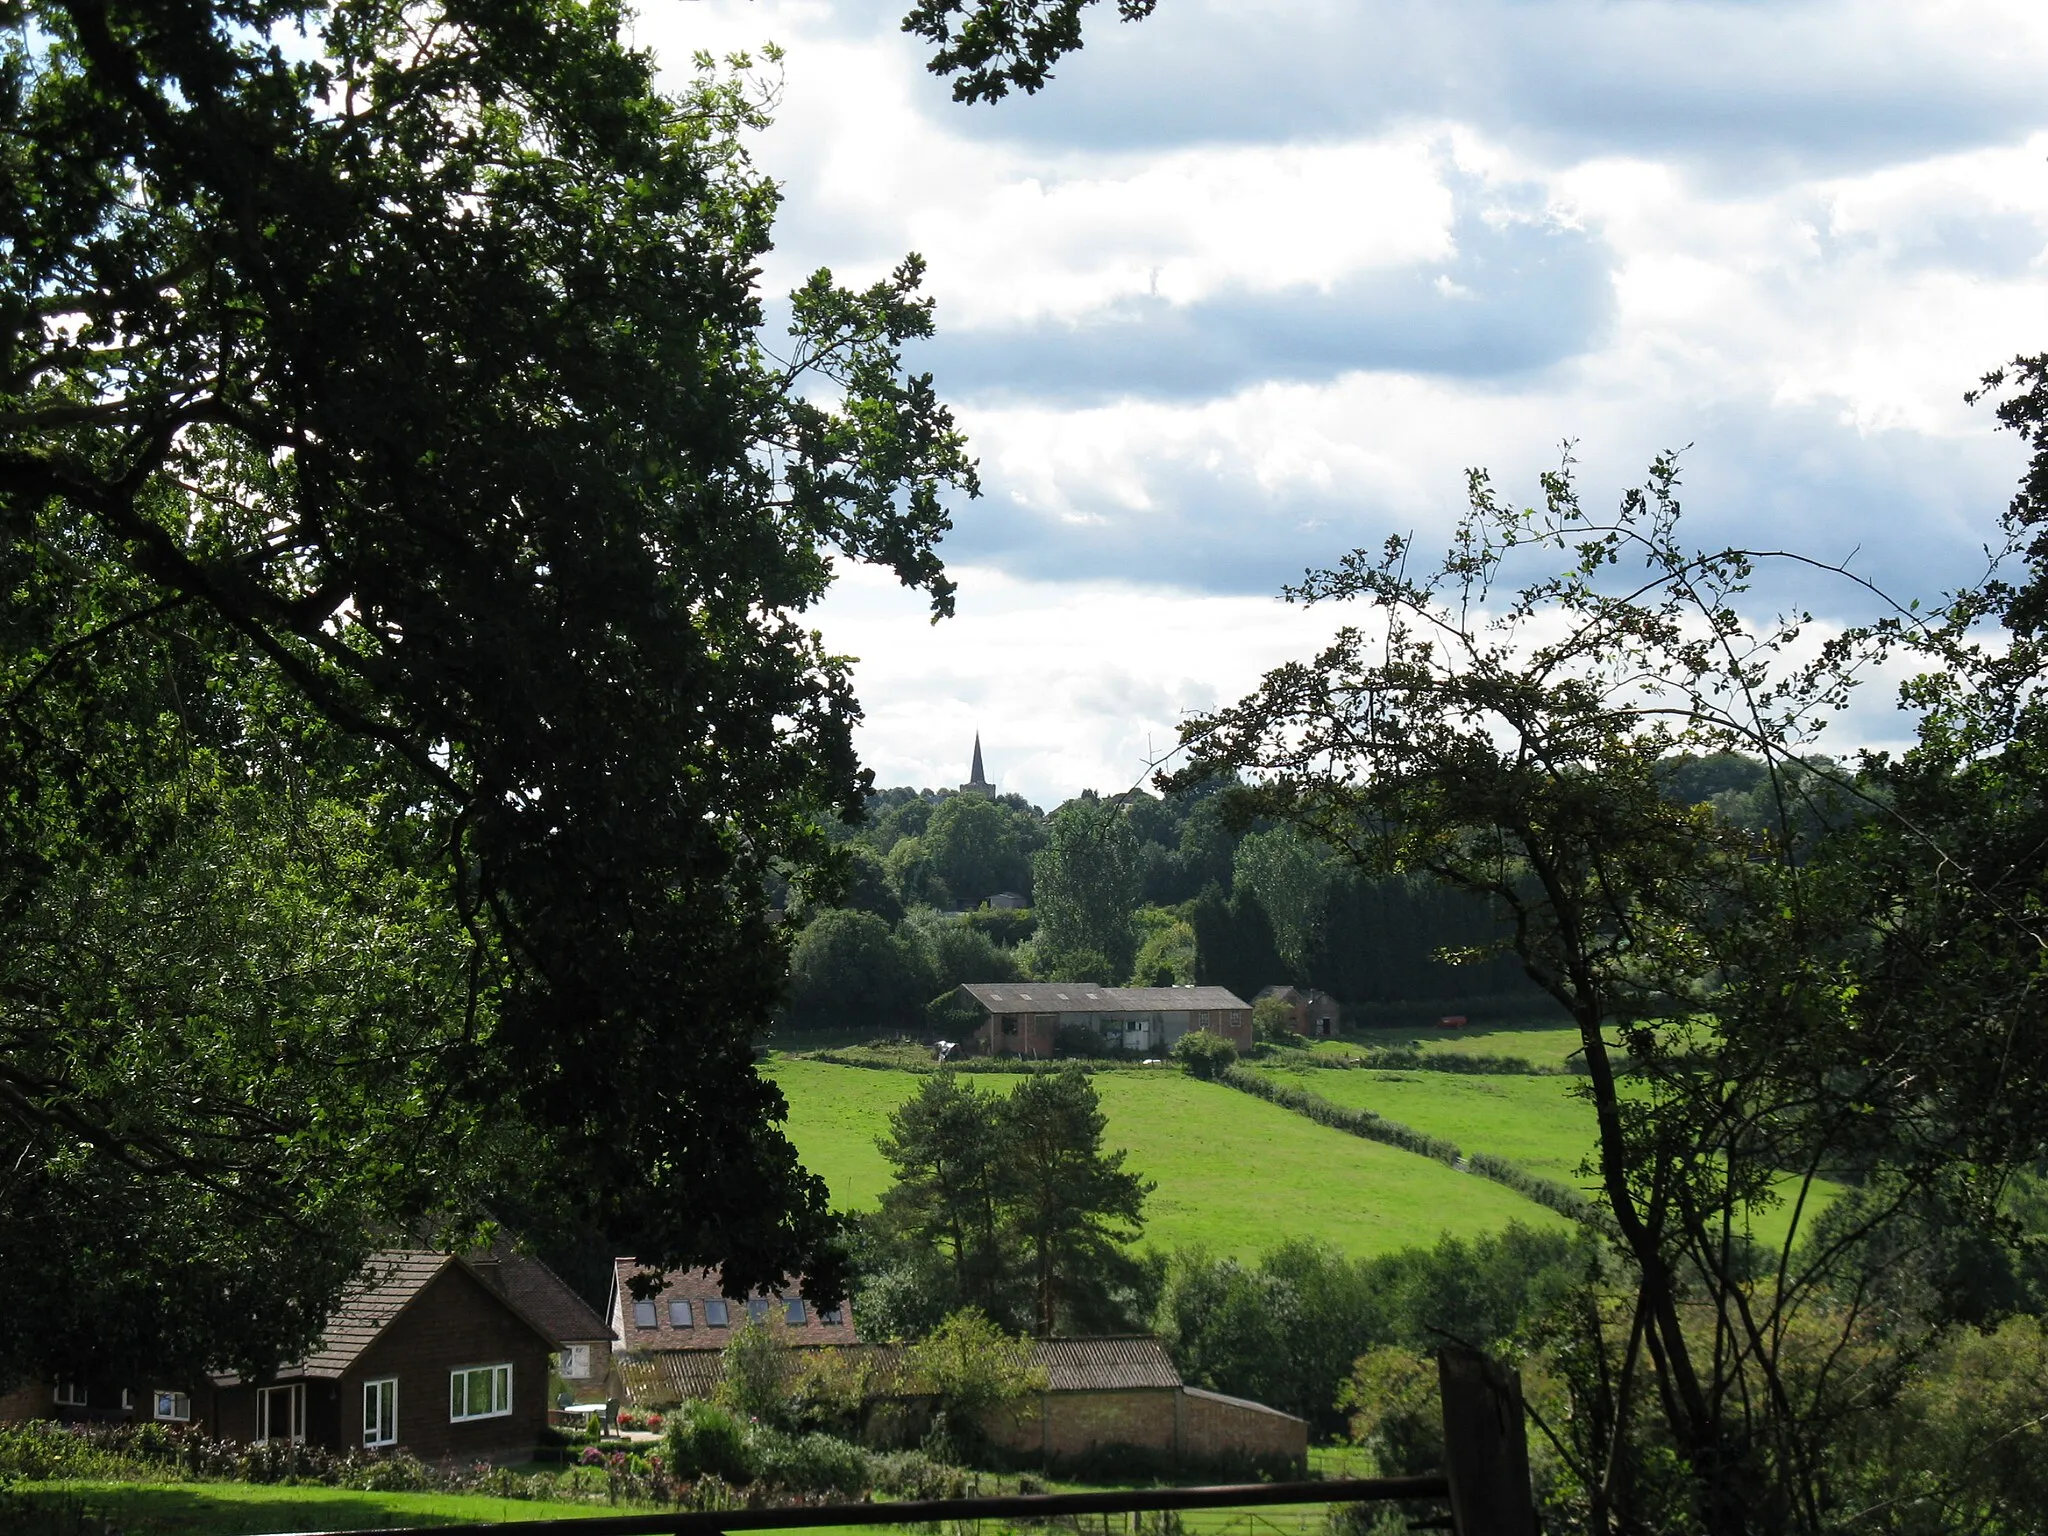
747,1298,770,1322
121,1388,134,1411
668,1300,692,1327
449,1363,511,1422
821,1304,845,1326
784,1298,807,1325
704,1299,729,1327
256,1384,305,1444
364,1378,397,1447
1001,1016,1018,1036
558,1344,592,1379
153,1390,191,1423
631,1298,657,1329
53,1382,86,1408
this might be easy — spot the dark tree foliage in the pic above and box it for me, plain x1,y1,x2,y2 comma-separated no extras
901,0,1158,103
0,0,975,1381
861,1067,1150,1338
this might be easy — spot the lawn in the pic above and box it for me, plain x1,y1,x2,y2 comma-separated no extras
765,1059,1566,1260
3,1480,631,1534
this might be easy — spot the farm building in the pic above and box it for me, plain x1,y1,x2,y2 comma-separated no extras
956,983,1252,1057
1254,985,1343,1039
613,1325,1304,1473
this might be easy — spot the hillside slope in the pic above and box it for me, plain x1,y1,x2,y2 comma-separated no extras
765,1059,1567,1260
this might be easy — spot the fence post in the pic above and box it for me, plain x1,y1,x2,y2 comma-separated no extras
1436,1347,1538,1536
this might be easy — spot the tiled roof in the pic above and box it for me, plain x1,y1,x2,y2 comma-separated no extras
292,1252,450,1378
619,1336,1182,1402
474,1248,609,1344
1182,1385,1305,1422
610,1260,855,1352
959,985,1249,1015
1034,1336,1182,1392
622,1343,912,1406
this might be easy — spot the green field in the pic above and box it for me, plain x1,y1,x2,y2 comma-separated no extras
1256,1066,1599,1184
1328,1021,1592,1069
766,1059,1565,1259
3,1480,629,1533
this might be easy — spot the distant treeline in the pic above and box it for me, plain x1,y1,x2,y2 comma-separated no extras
785,756,1785,1026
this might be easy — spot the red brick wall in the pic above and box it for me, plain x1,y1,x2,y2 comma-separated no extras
0,1381,48,1421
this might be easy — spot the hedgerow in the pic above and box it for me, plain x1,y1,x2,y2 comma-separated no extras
1218,1066,1590,1221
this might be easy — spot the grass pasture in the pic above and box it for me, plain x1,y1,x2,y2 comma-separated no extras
1255,1066,1599,1185
765,1059,1566,1259
1333,1020,1592,1070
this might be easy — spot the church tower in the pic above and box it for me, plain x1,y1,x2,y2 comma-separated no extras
960,734,994,796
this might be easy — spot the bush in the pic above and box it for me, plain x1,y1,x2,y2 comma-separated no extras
749,1429,873,1496
664,1399,755,1485
1172,1028,1238,1079
718,1314,794,1425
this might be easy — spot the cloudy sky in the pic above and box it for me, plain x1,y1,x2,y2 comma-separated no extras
640,0,2048,809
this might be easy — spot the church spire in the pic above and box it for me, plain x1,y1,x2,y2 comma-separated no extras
961,733,993,795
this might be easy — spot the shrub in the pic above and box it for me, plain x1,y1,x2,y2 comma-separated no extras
749,1429,873,1496
1172,1028,1238,1079
717,1314,793,1425
664,1399,755,1485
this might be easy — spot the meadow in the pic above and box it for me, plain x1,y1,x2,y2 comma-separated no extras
1252,1065,1599,1184
1316,1020,1591,1070
765,1058,1566,1259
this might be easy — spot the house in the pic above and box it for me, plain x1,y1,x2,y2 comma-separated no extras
607,1260,853,1355
956,983,1252,1057
469,1246,613,1405
207,1251,559,1461
1254,985,1343,1039
0,1249,582,1460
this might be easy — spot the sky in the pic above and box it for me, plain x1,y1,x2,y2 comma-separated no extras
637,0,2048,809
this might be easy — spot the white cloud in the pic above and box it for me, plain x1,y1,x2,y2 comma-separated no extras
813,562,1349,806
631,0,2048,784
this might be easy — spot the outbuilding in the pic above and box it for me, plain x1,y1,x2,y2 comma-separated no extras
957,983,1252,1057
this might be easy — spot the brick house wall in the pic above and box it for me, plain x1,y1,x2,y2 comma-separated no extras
213,1263,550,1462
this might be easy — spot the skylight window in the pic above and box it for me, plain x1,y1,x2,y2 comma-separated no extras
632,1299,657,1328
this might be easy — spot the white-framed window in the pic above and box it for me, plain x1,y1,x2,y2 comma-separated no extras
153,1390,191,1423
449,1363,511,1422
53,1382,87,1408
704,1299,729,1327
667,1299,692,1327
558,1344,592,1379
364,1377,397,1447
256,1383,306,1444
631,1298,657,1328
121,1388,134,1411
